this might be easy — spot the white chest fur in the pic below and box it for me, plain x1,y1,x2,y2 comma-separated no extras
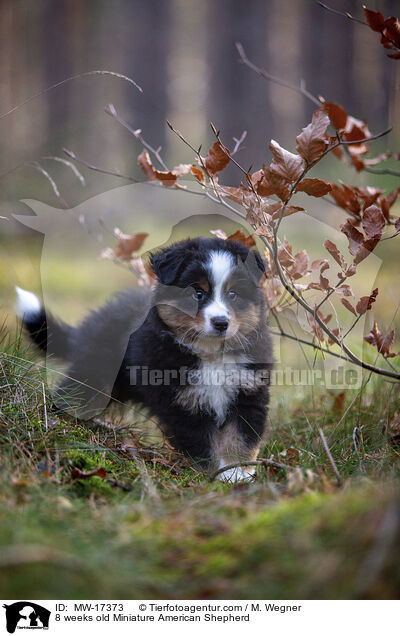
176,352,251,425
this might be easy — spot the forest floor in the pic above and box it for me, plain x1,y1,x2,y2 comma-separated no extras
1,329,399,600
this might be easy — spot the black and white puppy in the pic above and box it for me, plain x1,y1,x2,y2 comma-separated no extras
16,237,273,482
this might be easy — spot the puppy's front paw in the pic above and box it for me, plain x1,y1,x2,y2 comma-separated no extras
217,465,255,483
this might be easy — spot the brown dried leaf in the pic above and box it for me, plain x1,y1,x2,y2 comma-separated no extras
264,277,283,308
71,467,107,480
253,166,291,201
269,139,304,182
190,164,206,184
291,250,309,280
217,184,247,204
114,229,149,261
330,183,360,216
334,284,354,297
138,150,177,187
319,260,330,290
362,205,385,240
271,204,304,221
364,321,397,357
356,288,378,315
204,141,230,175
363,7,385,32
322,102,347,130
295,178,331,198
341,298,357,316
328,327,340,346
333,391,345,412
386,187,400,209
342,116,371,155
353,186,383,208
340,220,364,256
295,110,330,164
323,239,347,271
138,149,157,181
227,229,256,247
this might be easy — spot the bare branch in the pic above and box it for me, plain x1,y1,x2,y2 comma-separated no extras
236,42,321,107
0,70,142,122
63,148,138,183
318,428,343,486
105,104,169,171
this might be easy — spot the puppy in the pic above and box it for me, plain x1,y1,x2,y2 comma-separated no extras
16,237,273,482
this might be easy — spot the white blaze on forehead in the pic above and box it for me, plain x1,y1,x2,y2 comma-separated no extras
204,251,234,329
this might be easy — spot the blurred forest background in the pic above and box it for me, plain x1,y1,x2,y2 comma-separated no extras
0,0,399,204
0,0,399,351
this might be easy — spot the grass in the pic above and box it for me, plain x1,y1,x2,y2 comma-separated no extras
1,328,399,600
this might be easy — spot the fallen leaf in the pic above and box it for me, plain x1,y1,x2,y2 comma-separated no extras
70,467,107,480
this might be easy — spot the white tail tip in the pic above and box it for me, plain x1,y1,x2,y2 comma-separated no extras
15,286,41,319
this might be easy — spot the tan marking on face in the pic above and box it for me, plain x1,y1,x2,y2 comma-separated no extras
211,421,261,471
157,304,205,339
228,303,261,337
198,278,209,292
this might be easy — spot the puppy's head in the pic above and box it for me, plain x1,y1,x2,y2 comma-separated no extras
150,237,265,350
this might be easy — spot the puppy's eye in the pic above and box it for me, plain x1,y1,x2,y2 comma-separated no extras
227,290,237,300
192,289,205,301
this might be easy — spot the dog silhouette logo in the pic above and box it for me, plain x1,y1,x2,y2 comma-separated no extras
3,602,50,634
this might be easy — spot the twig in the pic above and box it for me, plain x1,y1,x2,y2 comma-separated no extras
232,130,247,155
163,122,400,381
41,156,86,185
318,427,343,485
363,165,400,178
209,457,291,482
0,70,142,121
236,42,321,107
316,1,400,50
63,148,138,183
316,1,367,26
42,381,48,433
105,103,170,171
24,161,68,207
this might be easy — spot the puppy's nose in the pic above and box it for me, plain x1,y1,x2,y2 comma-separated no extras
211,316,229,332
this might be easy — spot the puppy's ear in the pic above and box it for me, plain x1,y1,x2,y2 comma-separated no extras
150,247,188,285
253,250,266,276
244,249,267,283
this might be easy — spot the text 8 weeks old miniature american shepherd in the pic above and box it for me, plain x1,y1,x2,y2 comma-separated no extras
17,237,273,482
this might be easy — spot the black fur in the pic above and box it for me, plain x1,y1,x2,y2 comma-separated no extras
21,237,273,475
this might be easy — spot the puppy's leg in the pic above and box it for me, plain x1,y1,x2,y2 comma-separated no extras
213,401,268,483
212,422,260,483
157,409,216,469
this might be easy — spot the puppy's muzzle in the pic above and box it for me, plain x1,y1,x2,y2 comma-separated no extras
211,315,229,333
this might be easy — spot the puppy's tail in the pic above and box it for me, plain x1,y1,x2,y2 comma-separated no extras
15,286,73,359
